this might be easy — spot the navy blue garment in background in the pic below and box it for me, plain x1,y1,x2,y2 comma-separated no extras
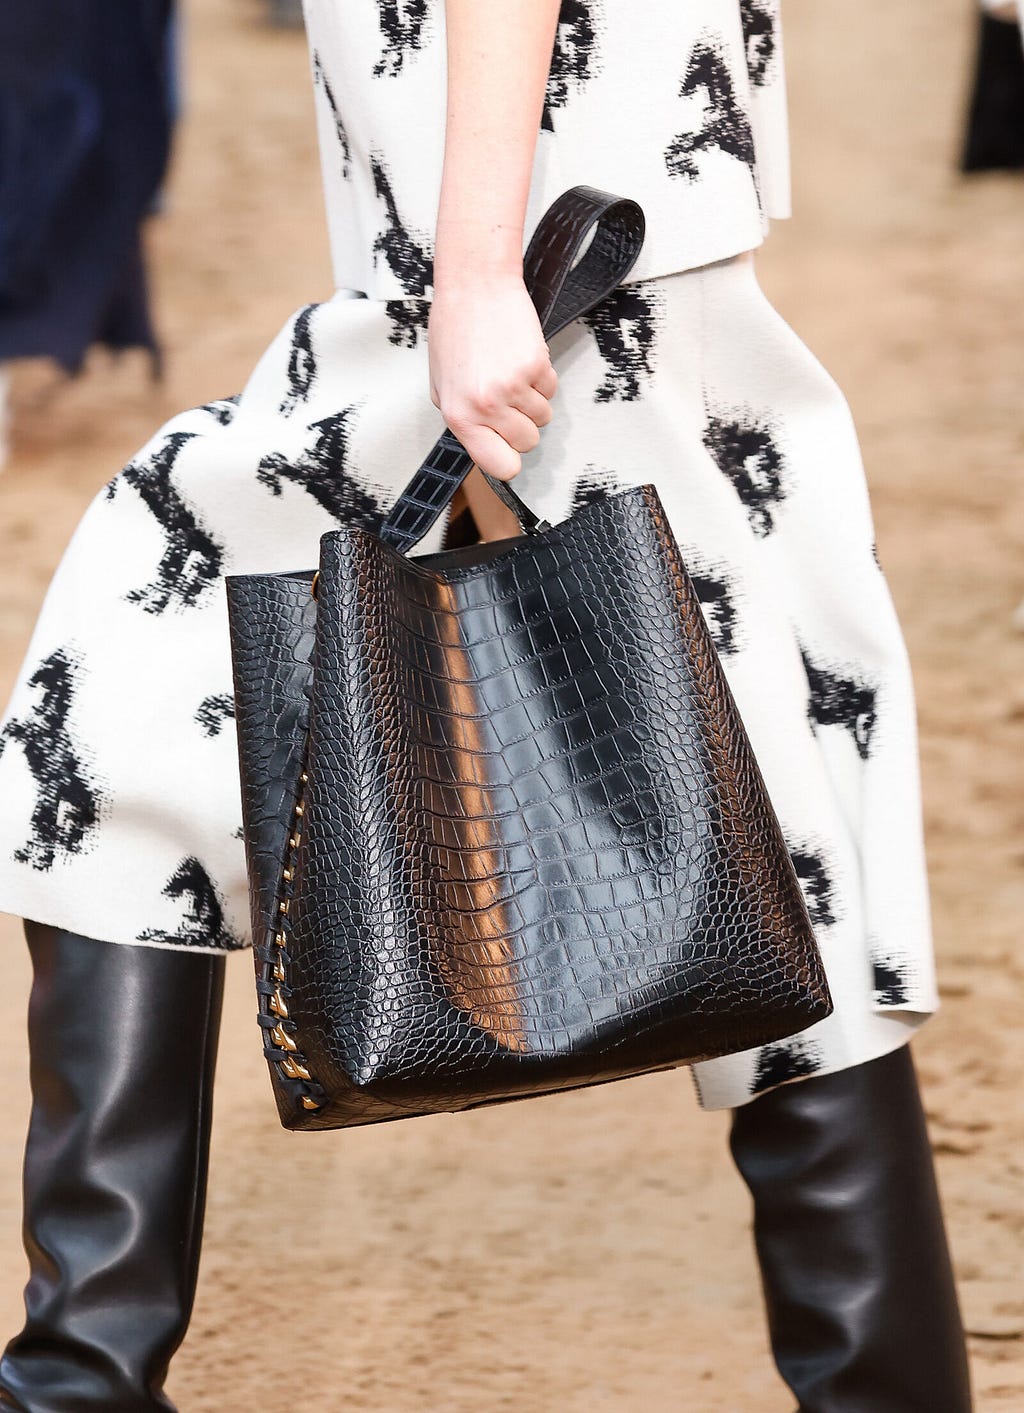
0,1,174,372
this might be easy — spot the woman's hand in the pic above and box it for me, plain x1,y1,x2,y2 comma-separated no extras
428,268,558,481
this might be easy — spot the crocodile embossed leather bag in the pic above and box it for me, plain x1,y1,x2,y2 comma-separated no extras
226,188,833,1131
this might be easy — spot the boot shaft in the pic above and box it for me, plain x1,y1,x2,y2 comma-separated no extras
730,1046,973,1413
1,923,225,1413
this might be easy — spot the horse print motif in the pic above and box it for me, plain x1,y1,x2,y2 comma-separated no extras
139,856,239,949
371,154,434,345
0,648,103,871
112,432,225,615
570,468,624,514
740,0,778,86
801,648,878,761
703,408,787,537
787,840,839,929
195,693,236,739
666,39,756,183
257,409,388,527
384,298,430,350
871,953,911,1007
313,52,351,178
753,1034,824,1091
279,305,321,416
371,155,433,294
690,566,741,659
374,0,430,78
583,282,662,403
543,0,602,132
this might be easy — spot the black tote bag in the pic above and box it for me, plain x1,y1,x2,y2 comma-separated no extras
226,187,832,1131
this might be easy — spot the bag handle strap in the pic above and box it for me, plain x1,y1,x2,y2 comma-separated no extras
378,186,645,554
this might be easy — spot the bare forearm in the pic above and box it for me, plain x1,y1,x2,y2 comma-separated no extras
428,2,561,481
435,0,561,285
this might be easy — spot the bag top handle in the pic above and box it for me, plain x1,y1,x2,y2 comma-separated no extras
377,186,646,555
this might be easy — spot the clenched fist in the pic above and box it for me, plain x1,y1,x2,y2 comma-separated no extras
428,272,558,481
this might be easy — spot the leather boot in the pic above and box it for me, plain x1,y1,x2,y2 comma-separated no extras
729,1045,972,1412
0,922,225,1412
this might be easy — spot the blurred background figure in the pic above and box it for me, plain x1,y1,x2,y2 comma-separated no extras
962,0,1024,170
0,1,177,463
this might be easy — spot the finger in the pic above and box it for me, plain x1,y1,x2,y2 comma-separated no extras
532,362,558,400
485,407,542,456
510,385,554,429
450,421,522,481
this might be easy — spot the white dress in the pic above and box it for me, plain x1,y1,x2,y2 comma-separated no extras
0,0,939,1109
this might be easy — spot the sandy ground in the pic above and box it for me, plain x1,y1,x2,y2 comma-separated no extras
0,2,1021,1409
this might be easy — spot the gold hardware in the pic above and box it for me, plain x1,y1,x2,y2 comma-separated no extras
311,571,320,600
265,753,323,1111
271,1022,298,1054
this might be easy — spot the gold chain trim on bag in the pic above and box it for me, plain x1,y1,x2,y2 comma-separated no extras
259,766,325,1114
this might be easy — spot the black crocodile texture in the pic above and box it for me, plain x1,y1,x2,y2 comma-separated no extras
226,571,316,946
379,186,645,553
225,570,323,1122
232,488,831,1130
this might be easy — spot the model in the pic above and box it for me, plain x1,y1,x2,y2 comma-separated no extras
0,4,971,1409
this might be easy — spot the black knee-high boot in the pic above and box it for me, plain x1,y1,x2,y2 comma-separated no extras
729,1046,972,1413
0,922,225,1412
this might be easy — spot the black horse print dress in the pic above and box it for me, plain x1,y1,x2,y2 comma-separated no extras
0,1,939,1109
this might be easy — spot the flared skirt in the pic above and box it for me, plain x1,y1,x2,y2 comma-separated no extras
0,256,939,1107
